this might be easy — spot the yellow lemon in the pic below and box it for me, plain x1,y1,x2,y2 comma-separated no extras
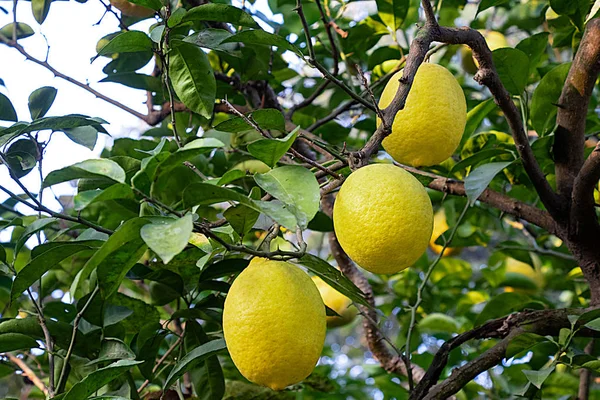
223,258,326,390
333,164,433,274
231,159,271,174
312,276,356,328
503,258,544,293
429,209,460,256
109,0,155,18
462,31,509,74
378,63,466,167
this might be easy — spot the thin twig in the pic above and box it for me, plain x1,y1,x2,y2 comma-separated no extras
138,336,183,393
7,354,48,395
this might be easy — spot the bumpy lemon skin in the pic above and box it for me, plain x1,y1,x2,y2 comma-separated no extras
378,63,467,167
333,164,433,274
312,276,356,328
109,0,155,18
223,258,326,391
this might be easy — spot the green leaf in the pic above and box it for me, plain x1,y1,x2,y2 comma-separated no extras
0,333,39,352
199,258,249,281
418,313,461,334
71,218,149,298
506,332,549,358
169,40,216,119
73,183,135,211
185,321,225,400
95,31,153,60
15,218,58,255
182,183,297,229
183,29,240,55
32,0,52,24
459,98,497,149
516,32,550,72
254,166,320,229
492,48,529,95
477,0,509,14
295,254,369,307
531,62,571,136
184,4,259,28
152,138,224,182
141,214,193,264
5,138,39,178
44,159,126,187
127,0,161,10
63,359,143,400
376,0,409,34
307,211,334,232
168,7,187,27
214,108,286,133
523,366,555,389
64,125,99,150
224,205,260,236
0,92,18,122
100,72,162,92
11,242,97,302
163,339,227,390
464,161,513,206
475,292,531,326
222,30,303,57
248,128,298,168
0,23,34,40
87,338,136,365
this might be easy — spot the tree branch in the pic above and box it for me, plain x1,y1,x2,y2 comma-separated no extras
579,339,595,400
555,18,600,203
7,354,48,396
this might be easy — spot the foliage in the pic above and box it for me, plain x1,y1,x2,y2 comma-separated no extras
0,0,600,399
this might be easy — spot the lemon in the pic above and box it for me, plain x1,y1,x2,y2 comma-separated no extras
503,258,544,293
231,160,271,174
312,276,356,328
223,258,326,390
461,31,509,74
378,63,466,167
333,164,433,274
429,209,460,256
109,0,155,18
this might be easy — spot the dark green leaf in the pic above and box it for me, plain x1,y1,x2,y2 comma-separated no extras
183,29,240,56
15,218,58,255
0,333,39,352
63,359,143,400
222,30,303,57
5,138,39,178
492,48,529,95
141,214,193,264
0,92,18,122
100,72,162,93
516,32,550,72
73,183,135,211
104,305,134,326
169,40,216,119
185,321,225,400
254,166,320,229
44,159,126,187
214,108,286,133
127,0,161,10
95,31,153,60
464,161,513,206
477,0,509,14
295,254,369,307
459,98,498,149
64,125,99,150
183,4,259,28
247,127,298,168
199,258,249,281
307,211,334,232
11,242,97,302
523,366,555,389
531,62,571,136
475,292,531,326
163,339,227,390
224,205,260,236
168,7,187,27
506,333,549,358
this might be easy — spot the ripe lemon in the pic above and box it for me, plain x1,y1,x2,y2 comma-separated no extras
503,258,544,293
461,31,509,74
109,0,155,18
333,164,433,274
429,209,460,256
378,63,466,167
223,258,326,390
312,276,356,328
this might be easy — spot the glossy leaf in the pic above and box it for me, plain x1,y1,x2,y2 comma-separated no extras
64,125,99,150
169,40,216,119
222,30,303,57
0,333,39,352
254,166,320,228
44,159,126,187
523,366,555,389
464,161,512,206
475,292,532,326
0,23,34,40
74,183,135,211
0,92,18,122
477,0,509,14
163,339,227,390
531,63,571,136
214,108,286,133
247,127,298,168
492,48,529,95
184,3,259,28
376,0,409,34
141,214,193,264
95,31,153,60
5,138,38,178
185,321,225,400
63,360,143,400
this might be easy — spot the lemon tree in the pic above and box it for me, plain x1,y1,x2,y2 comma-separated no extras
1,0,600,399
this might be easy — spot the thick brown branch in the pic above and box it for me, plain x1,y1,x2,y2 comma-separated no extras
555,19,600,203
